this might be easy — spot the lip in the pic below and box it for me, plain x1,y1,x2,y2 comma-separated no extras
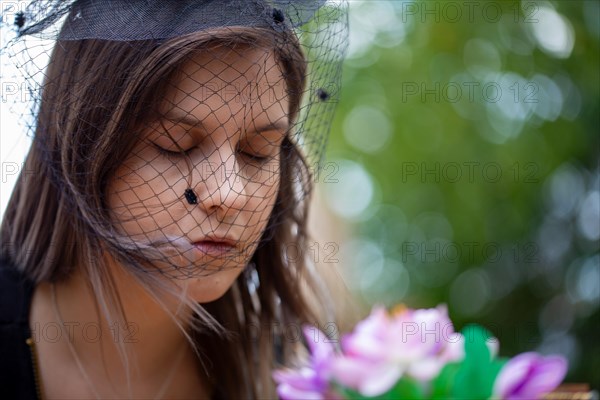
191,236,237,257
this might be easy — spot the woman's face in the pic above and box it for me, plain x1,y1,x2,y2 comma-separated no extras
107,45,289,302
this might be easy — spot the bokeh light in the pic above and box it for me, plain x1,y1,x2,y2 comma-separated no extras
317,0,599,388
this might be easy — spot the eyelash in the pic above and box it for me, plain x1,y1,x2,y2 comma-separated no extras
153,144,270,163
154,145,191,159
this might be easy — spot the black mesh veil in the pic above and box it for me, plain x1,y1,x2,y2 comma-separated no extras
0,0,349,280
15,0,330,39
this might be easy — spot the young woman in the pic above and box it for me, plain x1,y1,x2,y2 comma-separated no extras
0,1,348,398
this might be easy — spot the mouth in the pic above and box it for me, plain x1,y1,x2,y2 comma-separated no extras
191,240,237,257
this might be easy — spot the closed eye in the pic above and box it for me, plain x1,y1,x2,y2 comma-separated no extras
151,141,275,163
151,142,194,159
240,151,270,162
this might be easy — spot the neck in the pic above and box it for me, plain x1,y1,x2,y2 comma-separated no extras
35,259,209,397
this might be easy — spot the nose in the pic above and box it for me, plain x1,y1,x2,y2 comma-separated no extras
192,145,247,222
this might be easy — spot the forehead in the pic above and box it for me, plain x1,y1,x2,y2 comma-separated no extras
160,46,289,128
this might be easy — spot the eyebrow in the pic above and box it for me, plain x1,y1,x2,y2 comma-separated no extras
161,111,289,135
161,112,206,130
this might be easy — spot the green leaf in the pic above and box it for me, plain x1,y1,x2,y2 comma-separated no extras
451,325,507,399
430,362,462,399
385,378,425,400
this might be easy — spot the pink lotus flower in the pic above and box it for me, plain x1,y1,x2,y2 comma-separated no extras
330,304,465,397
272,326,342,400
492,352,568,399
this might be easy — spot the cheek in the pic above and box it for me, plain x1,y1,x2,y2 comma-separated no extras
243,163,280,226
106,153,188,237
112,147,188,202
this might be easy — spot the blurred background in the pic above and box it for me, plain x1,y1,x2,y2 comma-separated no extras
309,0,599,389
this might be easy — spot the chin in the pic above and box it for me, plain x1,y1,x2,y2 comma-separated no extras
185,267,243,303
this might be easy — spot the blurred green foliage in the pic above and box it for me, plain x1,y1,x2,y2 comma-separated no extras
322,0,599,388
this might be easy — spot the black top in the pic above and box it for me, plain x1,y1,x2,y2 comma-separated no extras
0,258,39,399
0,258,272,400
0,259,229,400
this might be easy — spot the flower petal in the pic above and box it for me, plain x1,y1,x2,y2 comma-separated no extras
341,332,388,361
440,332,465,363
358,363,405,397
493,352,568,399
303,325,335,362
515,355,568,399
272,367,318,391
330,356,372,388
407,358,444,381
277,383,325,400
493,352,538,398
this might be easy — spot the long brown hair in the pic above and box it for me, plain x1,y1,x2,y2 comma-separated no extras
0,26,335,398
